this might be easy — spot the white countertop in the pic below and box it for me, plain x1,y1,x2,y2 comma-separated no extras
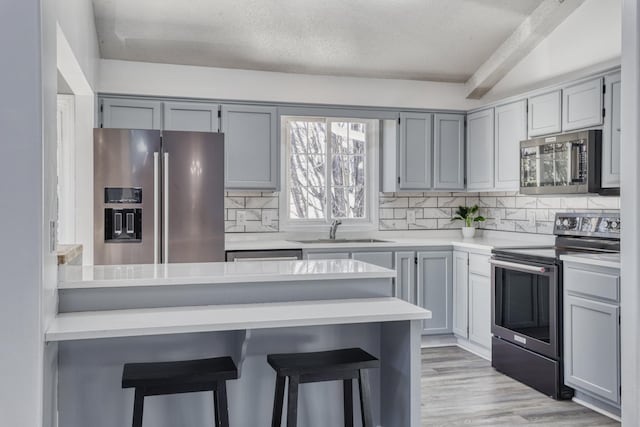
45,297,430,342
59,259,396,289
560,253,621,269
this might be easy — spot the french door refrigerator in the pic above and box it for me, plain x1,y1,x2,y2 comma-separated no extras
93,129,224,265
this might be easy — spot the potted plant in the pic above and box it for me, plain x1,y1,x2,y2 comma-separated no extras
452,205,486,238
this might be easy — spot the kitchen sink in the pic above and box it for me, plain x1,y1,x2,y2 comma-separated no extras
290,238,390,244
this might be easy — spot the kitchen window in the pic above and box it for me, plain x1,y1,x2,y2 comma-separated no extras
280,116,378,230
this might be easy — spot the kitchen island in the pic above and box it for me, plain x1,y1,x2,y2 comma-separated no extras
50,259,429,427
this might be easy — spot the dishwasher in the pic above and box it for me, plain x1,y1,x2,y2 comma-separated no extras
225,249,303,262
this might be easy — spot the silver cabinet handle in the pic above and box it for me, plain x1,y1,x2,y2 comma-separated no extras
490,259,547,273
164,152,169,263
153,152,159,264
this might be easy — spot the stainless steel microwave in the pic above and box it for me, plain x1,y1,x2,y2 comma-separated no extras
520,130,602,195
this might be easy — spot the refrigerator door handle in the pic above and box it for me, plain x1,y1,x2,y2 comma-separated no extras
163,152,169,263
153,152,159,264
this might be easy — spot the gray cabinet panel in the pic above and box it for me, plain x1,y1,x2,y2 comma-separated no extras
221,104,278,190
306,252,350,260
417,251,453,335
528,90,562,137
494,100,527,190
602,72,621,188
399,112,433,190
466,109,494,191
433,113,465,190
352,251,393,269
452,251,469,338
564,295,620,404
395,251,416,303
468,273,491,349
101,98,162,130
562,78,604,132
163,102,219,132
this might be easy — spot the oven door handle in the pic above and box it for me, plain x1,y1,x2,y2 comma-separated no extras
490,259,547,273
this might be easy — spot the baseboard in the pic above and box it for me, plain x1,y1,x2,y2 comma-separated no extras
572,394,621,422
455,338,491,361
420,334,491,361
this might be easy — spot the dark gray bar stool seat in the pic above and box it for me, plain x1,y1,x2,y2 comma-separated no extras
122,356,238,427
267,348,379,427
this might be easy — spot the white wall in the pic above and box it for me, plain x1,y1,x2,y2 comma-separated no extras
56,0,100,89
483,0,621,102
99,59,481,111
0,0,57,426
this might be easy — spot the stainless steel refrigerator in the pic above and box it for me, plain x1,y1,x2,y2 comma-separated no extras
93,128,225,265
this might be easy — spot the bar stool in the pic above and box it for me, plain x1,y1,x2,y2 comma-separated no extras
122,356,238,427
267,347,379,427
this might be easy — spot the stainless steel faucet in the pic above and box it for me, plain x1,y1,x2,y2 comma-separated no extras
329,220,342,240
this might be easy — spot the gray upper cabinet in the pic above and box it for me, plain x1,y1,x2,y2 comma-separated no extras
562,78,604,132
433,114,465,190
452,251,469,339
163,102,220,132
101,98,162,130
395,251,416,303
494,100,527,190
221,104,278,190
466,108,494,191
399,112,433,190
602,72,622,188
468,273,491,349
417,251,453,335
528,90,562,137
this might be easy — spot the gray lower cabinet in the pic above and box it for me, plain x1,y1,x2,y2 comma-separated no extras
562,77,604,132
351,251,393,269
163,102,220,132
528,90,562,137
394,251,416,303
101,98,162,130
564,262,621,406
466,108,494,191
433,113,465,190
602,72,621,188
468,273,491,348
221,104,278,190
305,252,350,260
452,251,469,338
399,112,433,190
416,251,453,335
494,100,527,190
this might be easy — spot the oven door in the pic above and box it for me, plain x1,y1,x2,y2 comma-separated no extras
491,258,558,359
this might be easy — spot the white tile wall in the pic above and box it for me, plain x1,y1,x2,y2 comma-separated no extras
224,192,279,233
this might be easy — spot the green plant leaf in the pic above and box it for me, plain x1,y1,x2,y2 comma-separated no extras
474,215,486,222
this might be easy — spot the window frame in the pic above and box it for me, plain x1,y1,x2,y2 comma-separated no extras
279,115,379,232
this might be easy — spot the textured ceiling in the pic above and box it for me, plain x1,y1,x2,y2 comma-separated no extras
92,0,544,82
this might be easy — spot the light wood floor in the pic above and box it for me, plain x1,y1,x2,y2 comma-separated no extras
421,346,620,426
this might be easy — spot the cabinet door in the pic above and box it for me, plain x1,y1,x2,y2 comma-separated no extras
399,112,433,190
452,251,469,338
562,78,604,132
468,273,491,349
394,251,416,303
221,104,278,190
528,90,562,137
564,295,620,404
163,102,220,132
433,113,465,190
494,100,527,190
306,252,350,260
101,98,162,130
417,251,453,335
602,72,621,188
466,109,494,191
352,251,393,269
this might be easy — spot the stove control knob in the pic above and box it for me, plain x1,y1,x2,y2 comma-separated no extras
611,221,618,229
556,219,561,226
563,219,569,226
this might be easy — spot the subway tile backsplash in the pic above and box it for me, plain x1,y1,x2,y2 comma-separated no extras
224,191,620,235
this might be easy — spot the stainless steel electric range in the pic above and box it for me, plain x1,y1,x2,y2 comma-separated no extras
490,212,620,400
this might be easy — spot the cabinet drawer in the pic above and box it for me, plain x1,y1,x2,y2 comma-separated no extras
564,264,620,302
469,254,490,277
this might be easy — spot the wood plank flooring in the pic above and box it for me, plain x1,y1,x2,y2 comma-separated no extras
421,346,620,426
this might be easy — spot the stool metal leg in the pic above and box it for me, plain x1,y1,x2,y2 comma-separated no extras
132,388,145,427
214,381,230,427
271,375,286,427
213,387,220,427
286,375,300,427
343,379,354,427
358,369,373,427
